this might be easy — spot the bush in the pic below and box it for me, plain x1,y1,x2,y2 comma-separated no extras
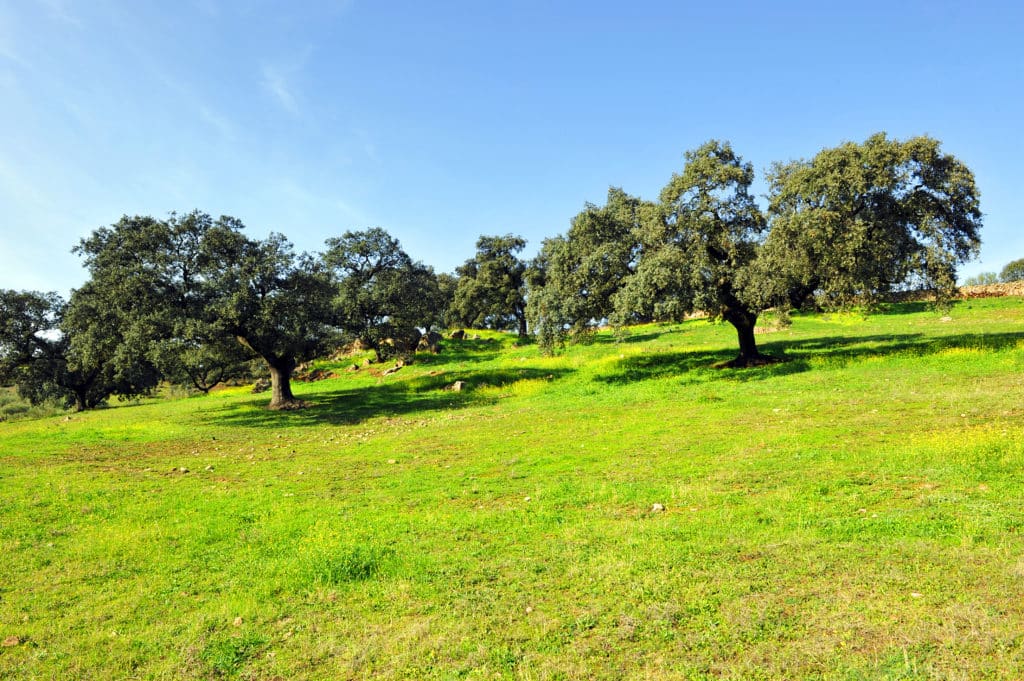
1000,258,1024,283
964,272,999,286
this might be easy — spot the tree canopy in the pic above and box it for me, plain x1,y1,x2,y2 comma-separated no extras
1000,259,1024,283
450,234,529,337
73,212,337,409
763,133,982,311
0,288,159,411
0,132,986,415
529,133,982,364
323,227,443,362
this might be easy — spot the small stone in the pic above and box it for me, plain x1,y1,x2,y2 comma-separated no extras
233,616,243,627
387,459,397,464
940,316,952,322
449,381,467,392
525,606,534,614
204,465,214,471
651,503,666,513
523,496,531,502
179,467,189,474
910,592,923,599
2,635,20,647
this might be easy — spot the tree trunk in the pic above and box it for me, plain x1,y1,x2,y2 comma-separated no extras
72,390,87,412
722,307,778,368
517,313,528,338
266,357,304,410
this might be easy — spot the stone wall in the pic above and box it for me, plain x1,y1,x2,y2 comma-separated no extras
958,282,1024,299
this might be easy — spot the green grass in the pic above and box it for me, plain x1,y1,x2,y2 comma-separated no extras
3,298,1024,679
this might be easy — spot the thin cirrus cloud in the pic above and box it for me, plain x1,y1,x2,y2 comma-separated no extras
261,62,301,115
259,45,313,116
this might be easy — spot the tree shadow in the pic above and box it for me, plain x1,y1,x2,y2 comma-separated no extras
201,366,573,429
594,330,1024,386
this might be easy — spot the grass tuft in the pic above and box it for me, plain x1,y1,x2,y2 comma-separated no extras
199,631,266,677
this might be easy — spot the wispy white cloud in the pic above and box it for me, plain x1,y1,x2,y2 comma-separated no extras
260,46,312,116
261,64,300,115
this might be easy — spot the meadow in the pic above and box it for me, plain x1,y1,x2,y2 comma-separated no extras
2,297,1024,680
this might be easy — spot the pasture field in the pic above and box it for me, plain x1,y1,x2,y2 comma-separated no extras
2,298,1024,679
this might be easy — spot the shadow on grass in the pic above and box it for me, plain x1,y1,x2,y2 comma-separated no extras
594,330,1024,385
203,366,572,428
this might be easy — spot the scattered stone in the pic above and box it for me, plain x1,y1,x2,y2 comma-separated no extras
524,496,531,502
471,333,480,340
450,329,465,340
383,365,403,376
910,592,923,599
295,367,336,382
252,378,271,393
387,459,397,464
204,465,214,472
651,503,666,513
363,358,373,366
178,467,190,474
447,381,467,392
418,331,443,353
940,316,952,322
2,636,20,647
232,616,243,627
525,606,534,614
346,364,359,372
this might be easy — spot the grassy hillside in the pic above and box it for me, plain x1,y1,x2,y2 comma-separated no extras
2,298,1024,679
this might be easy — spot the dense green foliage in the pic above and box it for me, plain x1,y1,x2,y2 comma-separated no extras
526,188,652,348
764,133,983,309
0,288,158,410
1000,258,1024,283
323,227,443,362
0,130,986,408
529,133,982,362
450,234,530,336
3,298,1024,679
618,140,767,364
73,212,338,409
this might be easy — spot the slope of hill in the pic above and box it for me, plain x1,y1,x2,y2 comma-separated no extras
2,298,1024,679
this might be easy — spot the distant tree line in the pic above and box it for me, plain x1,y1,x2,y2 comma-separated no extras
0,132,983,411
964,258,1024,286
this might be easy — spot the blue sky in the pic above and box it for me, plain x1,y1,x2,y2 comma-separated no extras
1,0,1021,296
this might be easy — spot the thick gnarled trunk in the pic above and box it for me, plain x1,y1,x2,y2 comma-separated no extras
266,357,304,410
722,306,778,368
